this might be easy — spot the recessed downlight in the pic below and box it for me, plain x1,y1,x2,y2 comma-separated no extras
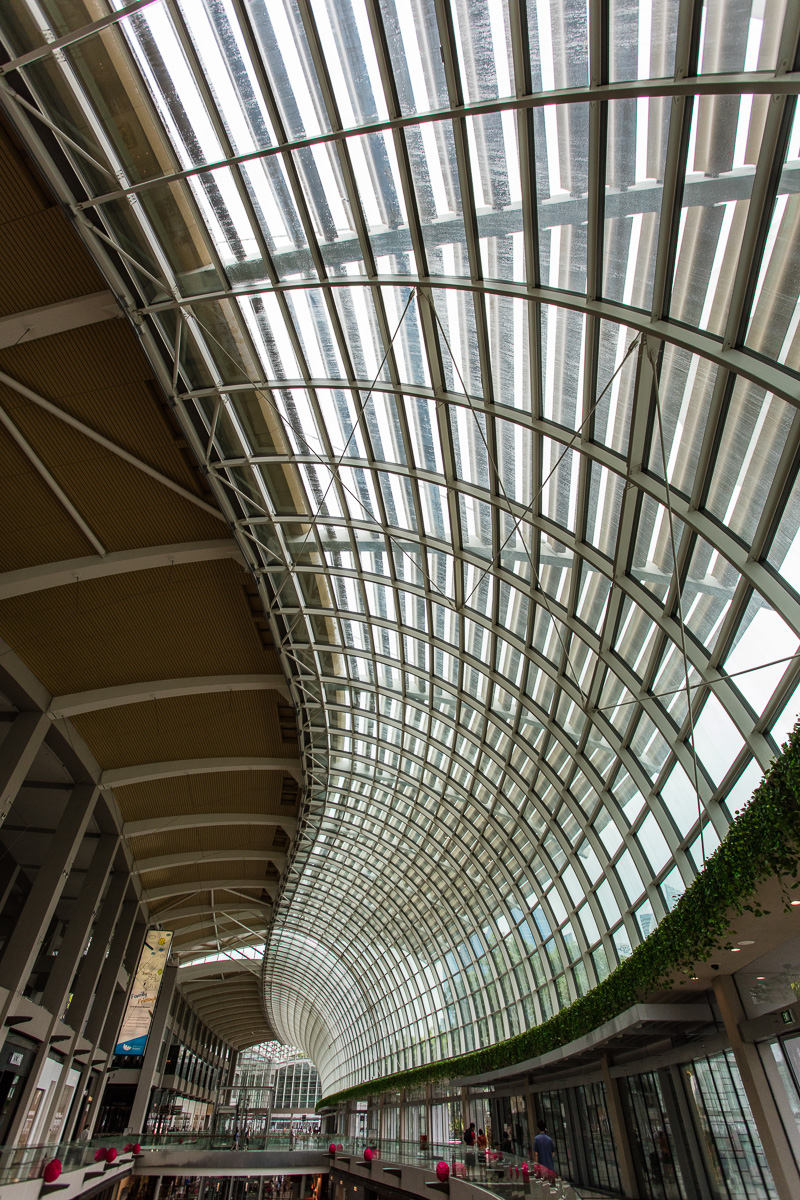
737,940,754,946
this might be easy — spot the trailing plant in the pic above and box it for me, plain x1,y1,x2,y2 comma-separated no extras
317,716,800,1110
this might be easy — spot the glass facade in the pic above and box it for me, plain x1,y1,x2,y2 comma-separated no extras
272,1060,322,1112
2,0,800,1101
624,1071,687,1200
684,1051,776,1200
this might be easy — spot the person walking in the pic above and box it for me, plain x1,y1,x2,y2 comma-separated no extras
533,1120,556,1182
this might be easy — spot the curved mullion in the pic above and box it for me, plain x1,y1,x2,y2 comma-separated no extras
142,275,800,407
10,0,800,1095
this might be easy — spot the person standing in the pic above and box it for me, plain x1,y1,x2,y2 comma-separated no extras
477,1128,488,1162
464,1122,477,1174
533,1120,556,1181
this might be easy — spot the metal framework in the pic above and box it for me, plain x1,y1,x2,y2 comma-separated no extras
2,0,800,1096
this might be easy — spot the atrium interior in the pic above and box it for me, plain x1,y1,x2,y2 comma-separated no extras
1,1,800,1199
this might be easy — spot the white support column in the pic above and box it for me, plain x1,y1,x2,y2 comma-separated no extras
0,782,99,1047
713,976,800,1200
0,710,48,825
128,963,179,1135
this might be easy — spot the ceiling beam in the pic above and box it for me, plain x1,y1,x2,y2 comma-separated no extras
124,811,297,839
135,848,287,873
178,960,259,981
169,919,267,943
51,673,291,717
0,540,242,601
179,987,264,1006
0,402,106,555
182,1005,270,1025
187,1000,266,1013
0,290,119,349
0,0,159,75
0,367,225,521
143,877,276,904
102,757,301,788
143,903,268,924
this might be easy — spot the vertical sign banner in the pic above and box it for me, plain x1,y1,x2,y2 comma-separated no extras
114,931,173,1056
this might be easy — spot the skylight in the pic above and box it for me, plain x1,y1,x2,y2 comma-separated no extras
1,0,799,1096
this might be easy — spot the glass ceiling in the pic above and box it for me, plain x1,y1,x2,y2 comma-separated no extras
2,0,800,1097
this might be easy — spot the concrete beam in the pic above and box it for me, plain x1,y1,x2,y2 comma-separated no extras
144,903,269,924
0,711,49,824
0,290,119,349
0,540,243,600
124,811,297,838
50,673,291,716
144,877,277,904
101,756,301,788
169,918,267,942
179,960,261,981
134,848,287,873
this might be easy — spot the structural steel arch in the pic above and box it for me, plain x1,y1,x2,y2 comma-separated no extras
4,0,800,1096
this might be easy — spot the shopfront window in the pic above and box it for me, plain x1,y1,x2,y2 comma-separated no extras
573,1081,621,1192
770,1036,800,1159
488,1093,526,1155
429,1100,461,1146
624,1071,687,1200
683,1050,776,1200
382,1104,399,1142
532,1089,574,1182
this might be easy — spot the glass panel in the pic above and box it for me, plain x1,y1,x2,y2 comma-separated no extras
12,0,800,1103
624,1070,687,1200
683,1050,777,1200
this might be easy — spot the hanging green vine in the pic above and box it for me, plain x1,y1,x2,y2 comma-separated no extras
317,716,800,1110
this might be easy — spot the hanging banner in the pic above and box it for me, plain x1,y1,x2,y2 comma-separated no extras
114,931,173,1056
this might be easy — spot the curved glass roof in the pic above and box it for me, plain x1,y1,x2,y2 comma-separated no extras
3,0,800,1096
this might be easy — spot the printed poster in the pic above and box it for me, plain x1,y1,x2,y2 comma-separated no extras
114,931,173,1056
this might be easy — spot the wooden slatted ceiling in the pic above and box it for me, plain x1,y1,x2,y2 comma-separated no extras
130,825,285,861
0,202,104,316
115,772,291,823
0,560,278,693
0,324,215,502
72,690,293,767
143,863,275,890
180,976,276,1049
0,420,94,568
158,892,271,920
0,111,300,986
